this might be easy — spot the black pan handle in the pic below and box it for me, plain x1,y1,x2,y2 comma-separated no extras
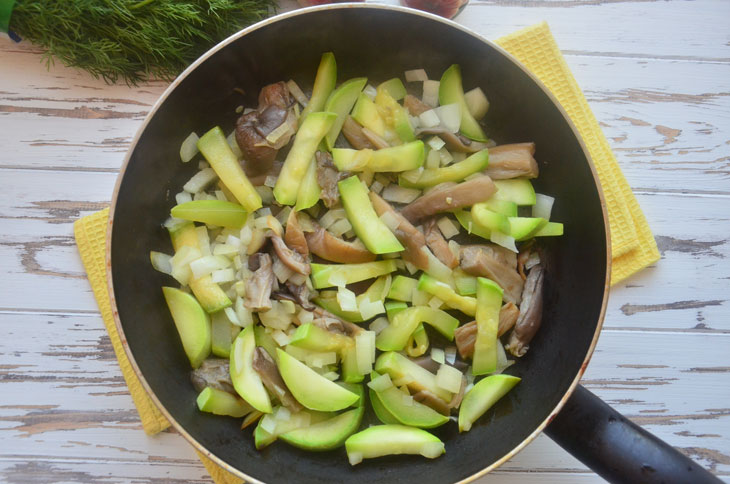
545,384,721,483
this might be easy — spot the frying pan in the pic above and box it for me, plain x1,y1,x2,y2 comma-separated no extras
107,5,720,483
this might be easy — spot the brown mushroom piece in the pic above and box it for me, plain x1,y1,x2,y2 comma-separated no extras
252,347,303,412
369,191,430,271
506,264,545,357
485,143,539,180
361,127,390,150
270,234,310,276
400,175,497,223
235,82,296,178
424,218,458,269
311,306,362,337
341,115,377,150
459,244,524,305
454,302,520,359
305,223,376,264
403,94,431,116
272,280,315,311
416,127,490,153
316,151,351,208
244,253,275,311
284,209,309,257
190,358,235,394
413,375,467,416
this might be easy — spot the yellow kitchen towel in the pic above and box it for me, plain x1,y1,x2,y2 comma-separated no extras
73,21,659,484
497,22,659,283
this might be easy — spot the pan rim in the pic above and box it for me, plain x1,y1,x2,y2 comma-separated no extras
106,4,612,483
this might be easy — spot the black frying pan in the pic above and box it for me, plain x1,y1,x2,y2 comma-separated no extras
107,5,719,483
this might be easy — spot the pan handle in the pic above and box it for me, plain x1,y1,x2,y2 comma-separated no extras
545,384,721,484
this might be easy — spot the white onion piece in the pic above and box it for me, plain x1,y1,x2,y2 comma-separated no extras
319,208,347,229
264,176,278,188
198,160,210,170
355,331,376,375
150,251,172,275
490,231,518,253
445,346,457,365
337,286,358,312
370,180,384,194
212,243,238,257
404,261,418,275
179,132,199,163
418,109,440,128
369,316,389,335
322,371,340,381
214,190,227,201
431,348,445,365
163,216,187,231
427,136,446,151
378,211,401,232
328,218,352,238
367,373,393,392
422,247,456,288
272,330,291,347
234,297,253,327
226,130,243,159
183,167,217,193
288,272,307,286
275,405,291,422
255,186,274,205
438,148,453,166
260,414,276,434
363,84,377,100
175,191,192,205
425,148,441,169
224,307,241,326
359,298,385,320
464,87,489,120
533,194,555,220
328,273,347,288
436,217,459,239
169,246,202,285
400,167,424,184
348,452,363,466
381,185,421,204
428,296,443,309
435,103,461,133
211,268,235,284
448,240,460,260
409,115,421,130
287,79,309,107
436,364,463,393
226,234,241,250
400,393,414,406
405,68,428,82
494,343,516,375
422,80,439,107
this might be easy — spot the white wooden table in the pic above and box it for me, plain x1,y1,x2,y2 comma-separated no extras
1,1,729,482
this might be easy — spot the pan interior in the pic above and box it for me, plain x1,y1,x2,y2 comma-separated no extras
111,7,607,484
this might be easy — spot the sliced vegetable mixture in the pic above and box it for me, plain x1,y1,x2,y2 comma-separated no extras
153,53,563,465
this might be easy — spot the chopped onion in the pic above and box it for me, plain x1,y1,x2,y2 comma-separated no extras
259,303,292,330
367,373,393,392
533,193,555,220
265,121,292,146
272,330,291,347
425,148,441,169
420,441,445,459
264,176,278,188
280,300,296,314
422,247,456,288
260,414,276,434
438,148,454,166
150,251,172,275
169,246,202,285
319,208,347,229
211,268,235,284
328,218,352,237
288,272,307,286
307,351,337,368
297,308,313,325
224,307,241,326
464,87,489,120
393,373,414,387
363,84,377,100
409,115,421,130
436,364,463,393
382,185,421,204
404,261,418,275
405,68,428,82
400,393,414,406
445,346,457,365
287,79,309,107
400,167,424,185
225,234,241,250
275,405,291,422
436,217,459,239
272,257,294,284
214,190,227,201
359,297,385,320
355,331,376,375
235,297,253,327
422,80,439,107
255,186,274,205
494,343,516,375
369,316,389,335
285,344,311,361
379,211,401,232
428,296,443,309
490,231,518,253
448,240,460,260
183,167,217,193
435,103,461,133
179,132,199,163
212,243,238,257
322,371,340,381
337,287,358,312
431,348,445,365
175,191,192,205
370,180,384,194
198,160,210,170
226,130,242,159
418,109,440,129
163,216,187,231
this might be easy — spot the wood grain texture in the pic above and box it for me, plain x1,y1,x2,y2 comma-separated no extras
0,0,728,482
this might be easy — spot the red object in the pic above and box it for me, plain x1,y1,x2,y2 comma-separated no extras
402,0,467,19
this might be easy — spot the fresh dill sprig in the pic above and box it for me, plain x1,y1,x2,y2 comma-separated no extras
10,0,277,85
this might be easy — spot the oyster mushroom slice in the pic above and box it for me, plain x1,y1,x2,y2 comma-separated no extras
486,142,539,180
305,224,376,264
401,175,496,223
459,244,524,305
252,347,303,412
506,264,545,357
